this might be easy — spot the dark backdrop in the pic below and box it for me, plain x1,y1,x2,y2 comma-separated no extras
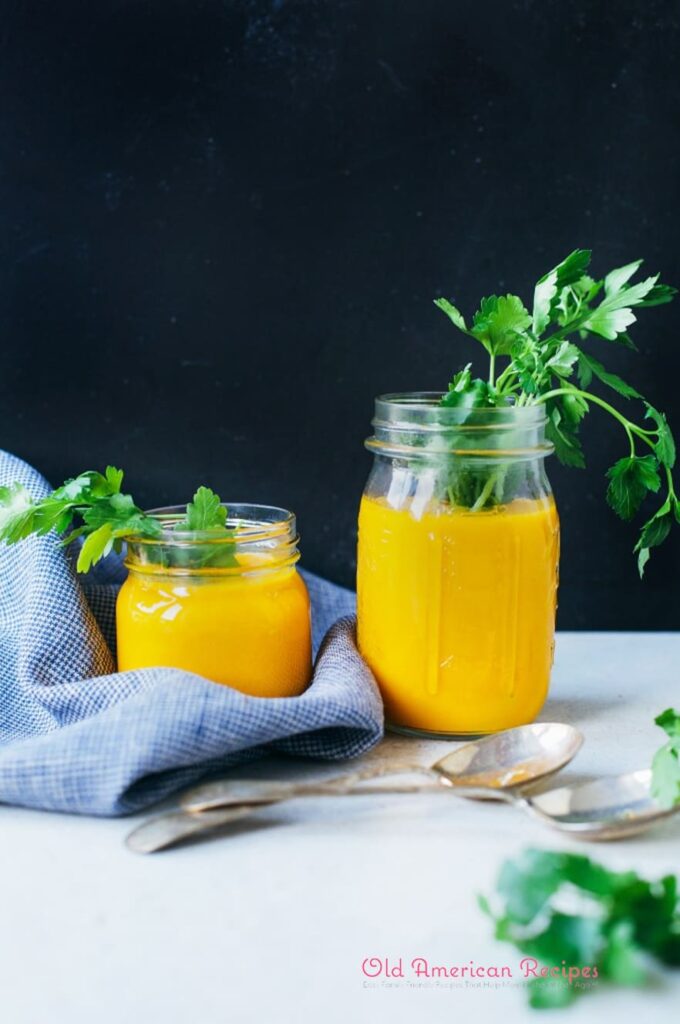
1,0,679,628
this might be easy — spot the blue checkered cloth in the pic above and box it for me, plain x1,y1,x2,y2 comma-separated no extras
0,451,383,816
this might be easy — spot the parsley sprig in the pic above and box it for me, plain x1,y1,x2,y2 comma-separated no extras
435,250,678,575
481,848,680,1009
0,469,233,572
651,708,680,808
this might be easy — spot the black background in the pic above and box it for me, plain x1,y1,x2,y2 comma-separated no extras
1,0,679,627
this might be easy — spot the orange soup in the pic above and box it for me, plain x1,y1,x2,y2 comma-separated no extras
357,495,559,734
117,556,312,697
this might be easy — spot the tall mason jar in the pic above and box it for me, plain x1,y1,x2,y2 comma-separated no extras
357,394,559,738
117,503,312,696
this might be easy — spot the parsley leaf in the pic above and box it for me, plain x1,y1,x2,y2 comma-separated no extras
560,391,589,427
637,546,651,576
656,707,680,739
532,249,592,335
0,468,235,573
173,487,239,568
645,404,676,468
482,848,680,1008
604,260,643,297
435,294,532,357
637,283,677,307
651,708,680,808
581,274,660,341
470,294,532,356
178,486,228,532
545,401,586,468
104,465,124,493
441,375,494,412
433,297,468,333
606,456,661,521
578,352,640,400
77,524,116,573
81,493,161,539
545,340,580,377
0,484,40,543
635,497,673,577
652,746,680,809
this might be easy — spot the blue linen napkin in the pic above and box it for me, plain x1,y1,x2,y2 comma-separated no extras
0,451,383,816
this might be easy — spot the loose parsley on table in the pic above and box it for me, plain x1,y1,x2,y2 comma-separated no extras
435,250,678,575
480,848,680,1009
0,469,233,571
651,708,680,809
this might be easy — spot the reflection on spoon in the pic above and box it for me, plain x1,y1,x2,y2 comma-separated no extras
523,769,680,840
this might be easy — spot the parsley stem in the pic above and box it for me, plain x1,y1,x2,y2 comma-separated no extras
538,386,639,437
539,311,593,349
494,363,519,396
471,472,498,512
488,353,496,388
495,364,510,388
537,385,671,463
627,429,636,458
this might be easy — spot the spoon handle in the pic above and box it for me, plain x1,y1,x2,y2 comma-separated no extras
180,762,437,812
126,806,261,854
127,769,445,854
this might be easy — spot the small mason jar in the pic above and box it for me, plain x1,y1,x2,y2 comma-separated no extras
117,503,312,697
357,394,559,738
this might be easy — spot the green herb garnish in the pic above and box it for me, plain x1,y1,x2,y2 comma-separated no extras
178,486,228,532
435,250,678,575
651,708,680,808
0,469,233,572
481,848,680,1009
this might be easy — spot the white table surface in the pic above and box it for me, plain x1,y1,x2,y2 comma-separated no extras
1,632,679,1024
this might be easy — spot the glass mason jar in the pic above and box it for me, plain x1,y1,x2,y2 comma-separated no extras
357,394,559,738
117,503,312,697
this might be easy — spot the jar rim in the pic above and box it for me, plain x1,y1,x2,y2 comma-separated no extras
368,392,552,458
375,392,548,424
129,502,296,546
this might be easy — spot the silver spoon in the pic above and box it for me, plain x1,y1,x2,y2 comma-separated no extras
180,722,584,812
125,722,582,853
517,768,680,840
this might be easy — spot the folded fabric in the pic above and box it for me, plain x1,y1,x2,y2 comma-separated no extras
0,451,383,816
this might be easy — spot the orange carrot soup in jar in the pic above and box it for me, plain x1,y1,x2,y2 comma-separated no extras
357,394,559,737
117,504,312,696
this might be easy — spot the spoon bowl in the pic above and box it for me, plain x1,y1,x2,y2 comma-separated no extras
524,769,680,839
432,722,584,796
